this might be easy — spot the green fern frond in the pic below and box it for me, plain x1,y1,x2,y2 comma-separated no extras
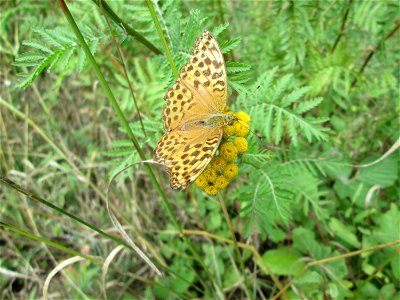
238,164,293,237
276,1,313,70
226,62,251,73
239,68,329,146
212,23,230,37
220,37,241,54
14,26,106,88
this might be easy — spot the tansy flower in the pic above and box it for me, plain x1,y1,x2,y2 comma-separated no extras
233,137,248,153
235,111,251,123
210,156,226,172
195,174,207,188
223,124,236,137
234,121,250,137
224,162,239,179
214,175,229,189
204,183,218,195
195,108,251,194
219,141,238,161
203,168,217,181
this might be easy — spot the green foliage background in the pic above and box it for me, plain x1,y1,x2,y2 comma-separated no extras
1,0,399,299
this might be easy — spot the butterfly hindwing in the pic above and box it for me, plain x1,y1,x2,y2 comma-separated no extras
154,126,223,189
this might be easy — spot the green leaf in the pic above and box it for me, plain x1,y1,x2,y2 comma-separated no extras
220,37,241,54
329,218,361,248
371,203,399,244
261,247,305,275
293,270,323,288
281,86,309,107
294,97,323,114
358,155,398,187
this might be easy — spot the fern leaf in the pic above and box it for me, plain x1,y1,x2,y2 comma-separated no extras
212,23,229,37
238,67,329,146
14,52,47,63
273,108,283,145
220,37,241,54
288,117,298,146
264,105,273,141
294,97,324,114
22,39,52,53
226,62,251,73
281,86,310,108
269,74,292,103
15,26,104,88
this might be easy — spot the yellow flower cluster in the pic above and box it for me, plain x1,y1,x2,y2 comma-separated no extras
195,108,251,195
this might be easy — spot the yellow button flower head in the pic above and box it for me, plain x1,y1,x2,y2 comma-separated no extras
203,168,217,181
214,175,229,189
233,137,248,153
210,156,226,172
234,121,250,137
195,108,251,193
195,173,207,187
235,111,251,123
224,162,239,178
223,124,236,137
204,185,218,195
219,141,238,161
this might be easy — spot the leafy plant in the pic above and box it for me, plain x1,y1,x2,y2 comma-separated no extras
1,0,399,299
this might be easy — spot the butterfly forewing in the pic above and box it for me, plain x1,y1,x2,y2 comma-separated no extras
155,30,228,189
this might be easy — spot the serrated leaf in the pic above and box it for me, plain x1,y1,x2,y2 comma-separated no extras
22,39,52,53
212,23,229,37
269,74,292,103
48,51,63,72
220,37,241,54
77,47,86,73
281,86,310,107
264,104,273,141
295,97,324,114
273,108,283,144
226,61,251,73
34,28,64,48
288,117,298,146
14,52,46,63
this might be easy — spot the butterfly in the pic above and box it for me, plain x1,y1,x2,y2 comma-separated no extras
154,30,234,189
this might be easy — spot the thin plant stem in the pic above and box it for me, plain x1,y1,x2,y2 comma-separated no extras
218,193,252,298
351,18,400,88
57,0,219,290
144,0,179,78
331,0,352,53
0,222,101,263
99,0,147,137
91,0,162,55
0,176,130,249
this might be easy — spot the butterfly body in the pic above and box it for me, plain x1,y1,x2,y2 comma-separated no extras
154,30,228,189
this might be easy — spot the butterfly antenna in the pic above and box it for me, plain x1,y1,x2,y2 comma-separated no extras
236,118,263,141
248,84,261,100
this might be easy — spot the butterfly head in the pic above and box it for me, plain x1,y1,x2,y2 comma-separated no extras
223,113,237,126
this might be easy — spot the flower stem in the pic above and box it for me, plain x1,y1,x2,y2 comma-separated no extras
144,0,179,78
91,0,162,55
